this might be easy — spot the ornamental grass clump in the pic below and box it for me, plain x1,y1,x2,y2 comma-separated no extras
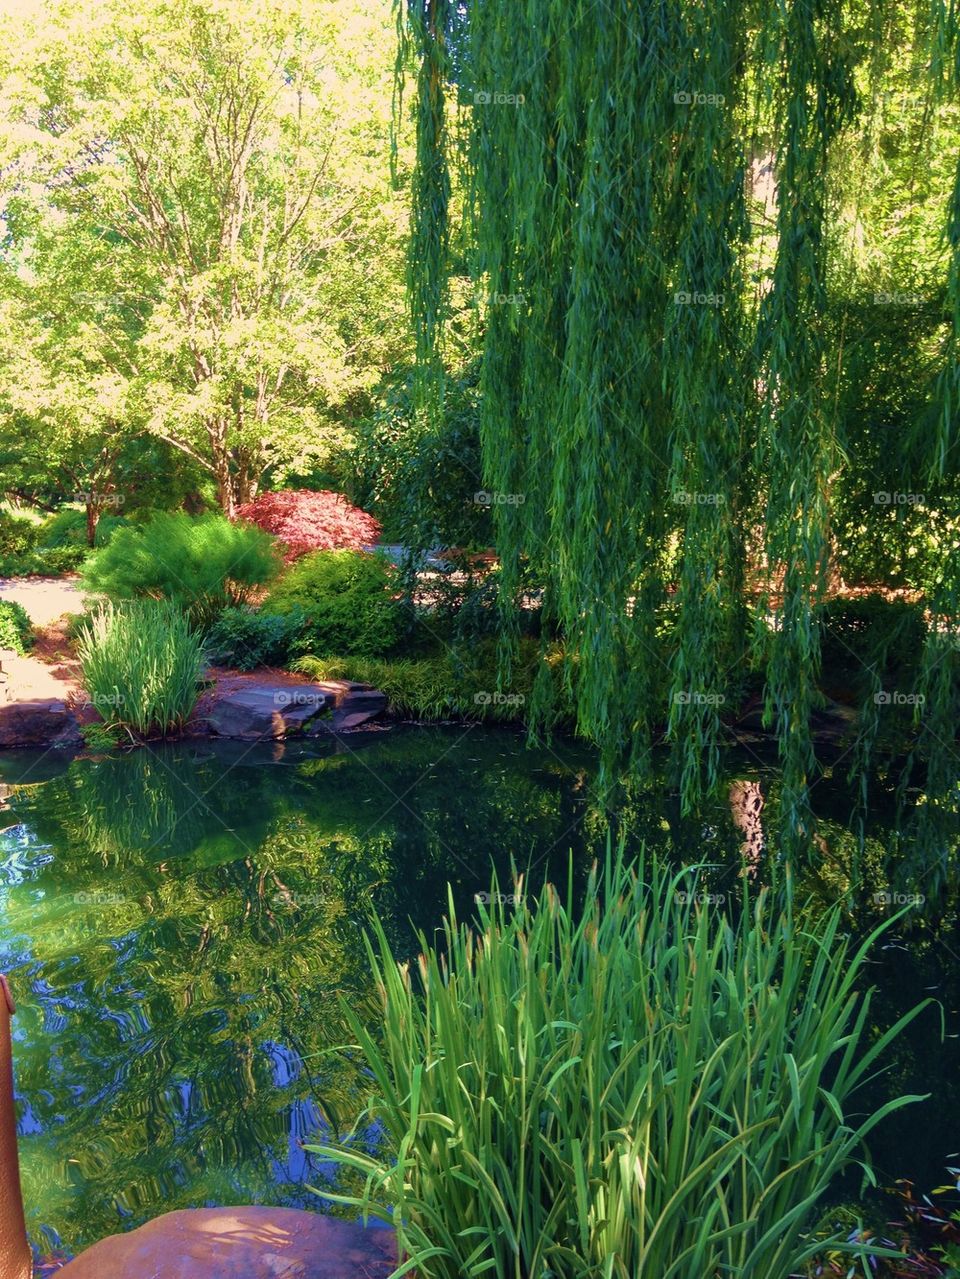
77,600,206,736
308,851,926,1279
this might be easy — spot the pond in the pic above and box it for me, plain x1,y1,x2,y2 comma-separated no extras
0,727,957,1261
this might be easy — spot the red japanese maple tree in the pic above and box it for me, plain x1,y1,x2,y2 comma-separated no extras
235,490,381,561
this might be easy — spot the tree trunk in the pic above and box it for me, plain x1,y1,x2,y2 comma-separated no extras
217,478,235,519
85,501,101,547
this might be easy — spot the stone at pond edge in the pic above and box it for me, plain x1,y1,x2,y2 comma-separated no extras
0,700,82,750
203,681,387,740
53,1206,397,1279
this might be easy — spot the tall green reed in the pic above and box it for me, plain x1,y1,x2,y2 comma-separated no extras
77,599,206,736
308,849,928,1278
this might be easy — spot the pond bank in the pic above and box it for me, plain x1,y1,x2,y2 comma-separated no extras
0,666,390,749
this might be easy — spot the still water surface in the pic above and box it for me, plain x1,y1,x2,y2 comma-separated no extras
0,727,955,1259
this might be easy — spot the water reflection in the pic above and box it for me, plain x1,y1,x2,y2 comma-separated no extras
0,727,955,1258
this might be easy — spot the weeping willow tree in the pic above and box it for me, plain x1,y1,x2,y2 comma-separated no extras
395,0,960,866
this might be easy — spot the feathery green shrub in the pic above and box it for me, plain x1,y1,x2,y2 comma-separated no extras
83,511,279,627
77,600,206,735
309,852,926,1279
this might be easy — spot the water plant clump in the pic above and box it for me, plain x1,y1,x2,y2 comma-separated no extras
77,599,207,737
309,850,928,1278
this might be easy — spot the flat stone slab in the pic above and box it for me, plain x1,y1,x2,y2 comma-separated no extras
55,1206,397,1279
205,684,333,739
204,681,386,740
0,699,82,750
321,681,388,732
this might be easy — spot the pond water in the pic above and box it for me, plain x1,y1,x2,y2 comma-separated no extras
0,726,957,1261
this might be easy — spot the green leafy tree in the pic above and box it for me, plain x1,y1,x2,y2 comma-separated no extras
0,0,410,515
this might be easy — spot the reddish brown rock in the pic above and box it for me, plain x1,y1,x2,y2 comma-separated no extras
55,1207,397,1279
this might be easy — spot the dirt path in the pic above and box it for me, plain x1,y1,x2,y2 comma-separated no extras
0,578,87,707
0,577,87,627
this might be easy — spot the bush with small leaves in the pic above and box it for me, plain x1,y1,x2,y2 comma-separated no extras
0,600,34,654
262,550,401,657
204,606,305,671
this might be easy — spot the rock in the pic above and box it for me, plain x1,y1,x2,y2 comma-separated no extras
204,681,387,740
316,681,388,732
0,700,82,750
205,684,334,740
732,695,857,744
54,1206,397,1279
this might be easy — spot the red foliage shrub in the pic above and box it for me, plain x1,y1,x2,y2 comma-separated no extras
235,490,381,561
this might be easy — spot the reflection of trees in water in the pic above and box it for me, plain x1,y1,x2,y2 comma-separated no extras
13,745,281,863
5,729,951,1252
0,731,606,1256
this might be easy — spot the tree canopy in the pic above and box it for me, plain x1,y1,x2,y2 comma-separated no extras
0,0,410,515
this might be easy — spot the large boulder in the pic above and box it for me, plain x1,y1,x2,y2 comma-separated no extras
0,700,82,750
54,1206,397,1279
321,680,388,731
204,681,386,740
205,684,333,739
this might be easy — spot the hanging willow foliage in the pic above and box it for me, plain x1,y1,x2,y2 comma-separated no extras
396,0,960,861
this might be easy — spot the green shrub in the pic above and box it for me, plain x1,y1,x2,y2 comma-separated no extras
40,508,126,548
0,545,89,576
818,595,928,695
0,600,34,654
0,515,40,557
77,600,207,736
310,852,926,1279
263,550,401,657
204,605,305,671
83,511,280,627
